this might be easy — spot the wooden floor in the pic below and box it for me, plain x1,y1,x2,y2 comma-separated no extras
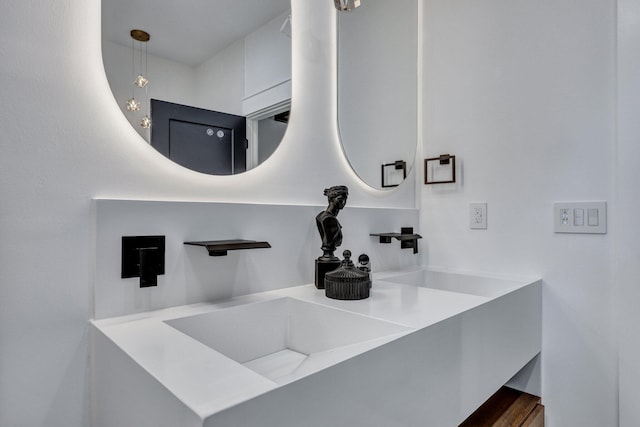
459,386,544,427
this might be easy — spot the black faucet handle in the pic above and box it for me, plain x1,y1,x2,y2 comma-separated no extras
138,247,159,287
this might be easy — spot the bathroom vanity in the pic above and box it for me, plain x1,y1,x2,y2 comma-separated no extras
91,267,541,427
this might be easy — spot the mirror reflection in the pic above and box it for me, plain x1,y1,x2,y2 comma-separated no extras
102,0,291,175
337,0,418,189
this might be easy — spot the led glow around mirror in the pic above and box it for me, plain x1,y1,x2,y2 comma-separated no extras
338,0,418,190
102,0,291,175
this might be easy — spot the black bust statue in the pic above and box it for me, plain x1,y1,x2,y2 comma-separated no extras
316,185,348,261
314,185,349,289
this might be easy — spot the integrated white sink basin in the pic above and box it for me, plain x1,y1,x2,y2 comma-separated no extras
378,268,523,298
165,297,410,384
92,270,541,427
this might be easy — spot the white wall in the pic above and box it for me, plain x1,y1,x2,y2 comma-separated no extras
194,39,245,115
242,10,293,116
244,11,292,100
616,0,640,426
421,0,617,426
0,1,415,426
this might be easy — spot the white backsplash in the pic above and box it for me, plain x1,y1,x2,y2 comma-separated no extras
93,199,420,319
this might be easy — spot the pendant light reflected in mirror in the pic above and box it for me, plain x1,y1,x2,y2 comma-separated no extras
126,29,151,131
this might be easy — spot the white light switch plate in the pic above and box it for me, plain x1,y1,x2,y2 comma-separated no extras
554,201,606,234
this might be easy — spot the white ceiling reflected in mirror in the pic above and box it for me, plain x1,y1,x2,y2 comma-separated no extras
102,0,292,175
337,0,418,190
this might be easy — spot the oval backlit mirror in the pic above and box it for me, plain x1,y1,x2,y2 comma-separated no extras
337,0,418,189
102,0,292,175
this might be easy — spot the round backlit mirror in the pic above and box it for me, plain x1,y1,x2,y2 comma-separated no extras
102,0,291,175
337,0,418,189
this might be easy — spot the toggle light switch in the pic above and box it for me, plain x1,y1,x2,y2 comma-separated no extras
573,208,584,226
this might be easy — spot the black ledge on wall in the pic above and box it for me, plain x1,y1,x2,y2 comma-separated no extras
184,239,271,257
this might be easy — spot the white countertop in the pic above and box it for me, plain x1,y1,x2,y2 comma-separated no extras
92,269,534,420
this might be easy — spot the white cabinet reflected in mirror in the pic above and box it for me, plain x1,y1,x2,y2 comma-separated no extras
102,0,291,175
337,0,418,190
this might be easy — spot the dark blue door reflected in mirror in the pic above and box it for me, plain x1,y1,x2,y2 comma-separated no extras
151,99,246,175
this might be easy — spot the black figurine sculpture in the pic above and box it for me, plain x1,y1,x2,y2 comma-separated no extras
315,185,348,289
